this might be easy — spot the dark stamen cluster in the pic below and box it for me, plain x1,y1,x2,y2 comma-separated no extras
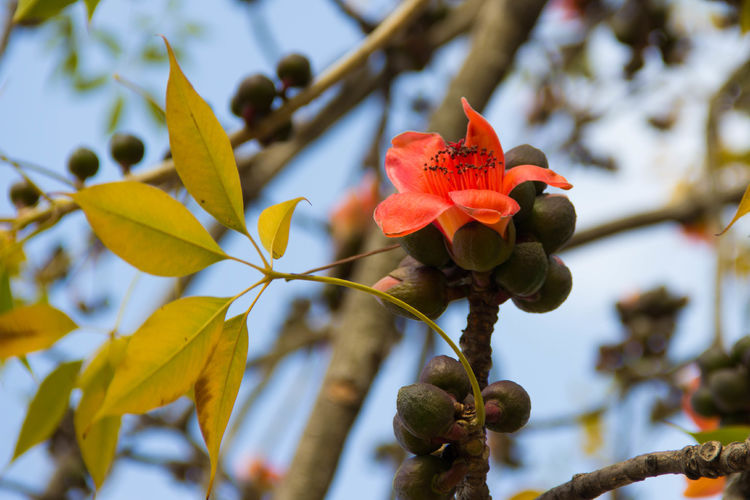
422,141,498,177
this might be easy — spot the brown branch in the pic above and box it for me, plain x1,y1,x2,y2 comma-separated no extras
537,439,750,500
564,183,747,251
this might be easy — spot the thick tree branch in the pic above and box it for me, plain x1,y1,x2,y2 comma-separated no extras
537,439,750,500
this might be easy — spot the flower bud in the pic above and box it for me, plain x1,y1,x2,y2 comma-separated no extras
398,223,451,267
393,455,454,500
690,384,720,418
393,414,441,456
528,194,576,254
708,367,750,413
450,221,515,272
276,53,312,88
397,382,457,440
231,74,277,122
482,380,531,433
67,147,99,183
373,265,448,320
9,181,40,209
110,133,145,174
418,355,471,402
697,346,732,381
493,241,548,297
512,256,572,313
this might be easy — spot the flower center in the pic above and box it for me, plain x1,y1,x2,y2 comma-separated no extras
421,140,502,198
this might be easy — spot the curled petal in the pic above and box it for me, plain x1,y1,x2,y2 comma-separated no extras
385,132,446,193
448,189,520,225
461,98,504,169
502,164,572,194
374,192,452,237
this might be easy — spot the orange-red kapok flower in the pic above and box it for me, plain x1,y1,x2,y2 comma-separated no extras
373,98,572,242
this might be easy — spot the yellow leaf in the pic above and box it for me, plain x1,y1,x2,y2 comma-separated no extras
742,0,750,34
13,0,76,23
719,182,750,235
0,230,26,276
163,37,247,235
94,296,233,418
258,197,308,259
75,338,129,489
579,410,604,455
507,490,543,500
0,304,77,359
195,314,249,497
72,182,228,277
13,360,82,460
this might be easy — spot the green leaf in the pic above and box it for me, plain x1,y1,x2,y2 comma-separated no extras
83,0,101,21
75,337,129,489
105,94,125,133
690,425,750,445
94,296,233,418
13,0,76,23
258,197,308,260
195,314,248,497
0,304,77,359
742,0,750,34
163,37,247,235
719,183,750,235
13,360,82,460
72,182,228,277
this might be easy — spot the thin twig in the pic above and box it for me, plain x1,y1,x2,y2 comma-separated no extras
299,243,400,275
0,1,16,71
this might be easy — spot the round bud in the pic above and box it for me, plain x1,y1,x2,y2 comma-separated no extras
399,224,451,267
505,144,549,194
493,241,548,297
67,147,99,182
697,346,733,380
482,380,531,433
528,194,576,254
276,53,312,88
373,265,448,320
397,383,457,440
707,367,750,413
690,384,720,418
512,256,572,313
110,133,145,173
393,455,453,500
9,181,40,209
231,74,277,118
449,221,515,272
418,355,471,402
508,182,536,225
393,414,441,456
731,336,750,365
259,120,294,146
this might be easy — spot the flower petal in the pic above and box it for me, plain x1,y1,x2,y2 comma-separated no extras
373,192,453,237
683,476,725,497
385,131,446,193
502,164,572,194
461,98,504,167
448,189,520,225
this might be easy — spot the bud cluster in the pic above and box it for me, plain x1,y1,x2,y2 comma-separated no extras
690,336,750,425
391,355,531,499
374,145,575,320
229,53,312,144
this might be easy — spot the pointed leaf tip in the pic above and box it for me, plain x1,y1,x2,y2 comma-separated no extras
258,197,309,260
718,182,750,236
163,36,248,235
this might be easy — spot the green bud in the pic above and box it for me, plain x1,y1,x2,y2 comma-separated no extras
393,414,441,456
505,144,549,194
493,241,548,297
529,194,576,254
399,224,451,267
418,355,471,402
110,133,145,173
731,336,750,365
393,455,454,500
450,221,515,272
708,367,750,413
397,382,457,440
373,265,448,320
697,346,733,381
231,74,277,118
9,181,40,209
512,256,572,313
690,384,720,418
67,147,99,182
482,380,531,433
276,53,312,88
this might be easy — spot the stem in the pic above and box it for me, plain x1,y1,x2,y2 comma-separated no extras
459,272,499,389
268,270,485,427
299,243,400,275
